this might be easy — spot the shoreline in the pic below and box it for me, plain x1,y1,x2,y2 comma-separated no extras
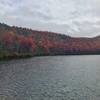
0,52,100,61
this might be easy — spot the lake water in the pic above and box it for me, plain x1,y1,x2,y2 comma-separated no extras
0,55,100,100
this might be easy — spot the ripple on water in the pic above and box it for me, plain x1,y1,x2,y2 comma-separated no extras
0,56,100,100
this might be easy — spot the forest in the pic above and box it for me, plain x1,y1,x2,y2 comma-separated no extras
0,23,100,59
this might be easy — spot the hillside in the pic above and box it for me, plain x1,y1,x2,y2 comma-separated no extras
0,23,100,59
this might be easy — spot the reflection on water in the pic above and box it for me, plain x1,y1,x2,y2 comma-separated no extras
0,55,100,100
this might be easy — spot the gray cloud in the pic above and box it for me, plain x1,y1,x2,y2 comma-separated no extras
0,0,100,37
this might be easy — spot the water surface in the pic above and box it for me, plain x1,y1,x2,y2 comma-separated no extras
0,55,100,100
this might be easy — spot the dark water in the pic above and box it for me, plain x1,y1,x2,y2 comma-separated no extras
0,55,100,100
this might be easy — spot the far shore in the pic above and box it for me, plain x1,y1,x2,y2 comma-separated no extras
0,52,100,61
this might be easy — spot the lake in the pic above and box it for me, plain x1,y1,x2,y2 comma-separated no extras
0,55,100,100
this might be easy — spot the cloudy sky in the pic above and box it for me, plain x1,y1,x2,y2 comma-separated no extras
0,0,100,37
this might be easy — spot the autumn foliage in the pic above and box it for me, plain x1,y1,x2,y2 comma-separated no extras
0,23,100,59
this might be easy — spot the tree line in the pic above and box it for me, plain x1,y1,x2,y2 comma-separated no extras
0,23,100,59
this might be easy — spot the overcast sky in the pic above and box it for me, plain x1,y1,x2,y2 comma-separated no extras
0,0,100,37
